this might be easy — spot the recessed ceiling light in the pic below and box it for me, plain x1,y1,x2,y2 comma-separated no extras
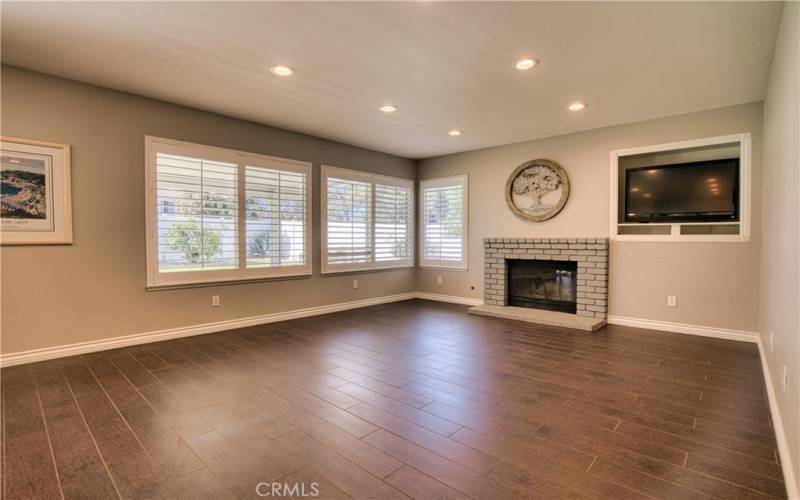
270,65,294,76
515,58,539,70
448,129,463,137
568,102,587,111
380,105,398,113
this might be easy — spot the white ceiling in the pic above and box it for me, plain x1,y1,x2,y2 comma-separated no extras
0,2,783,159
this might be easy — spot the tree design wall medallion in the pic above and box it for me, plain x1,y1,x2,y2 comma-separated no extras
506,159,570,222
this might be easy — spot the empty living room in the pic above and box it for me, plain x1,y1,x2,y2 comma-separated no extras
1,1,798,499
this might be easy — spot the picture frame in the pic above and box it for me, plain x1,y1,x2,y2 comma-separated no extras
1,136,73,245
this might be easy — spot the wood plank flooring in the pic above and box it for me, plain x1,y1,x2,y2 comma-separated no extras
1,299,786,499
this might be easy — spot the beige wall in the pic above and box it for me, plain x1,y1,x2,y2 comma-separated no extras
417,102,763,333
0,66,416,355
760,2,799,495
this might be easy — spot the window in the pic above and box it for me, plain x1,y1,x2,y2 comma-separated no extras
321,165,413,273
145,137,311,287
374,183,413,262
420,175,468,269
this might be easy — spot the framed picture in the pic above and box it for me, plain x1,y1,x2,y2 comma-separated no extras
1,136,72,244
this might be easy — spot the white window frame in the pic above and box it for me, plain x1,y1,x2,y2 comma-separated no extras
321,165,415,274
610,133,751,242
419,175,469,270
145,136,312,288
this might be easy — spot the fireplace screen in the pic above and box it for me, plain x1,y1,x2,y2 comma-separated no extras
507,259,577,314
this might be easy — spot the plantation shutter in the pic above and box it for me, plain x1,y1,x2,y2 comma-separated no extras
155,152,238,272
374,182,413,263
147,137,311,287
325,175,373,266
420,176,468,269
245,166,308,268
321,166,414,272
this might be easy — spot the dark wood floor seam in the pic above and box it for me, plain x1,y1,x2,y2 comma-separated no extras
62,366,123,500
33,380,65,500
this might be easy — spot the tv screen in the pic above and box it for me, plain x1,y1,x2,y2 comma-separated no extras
624,158,739,223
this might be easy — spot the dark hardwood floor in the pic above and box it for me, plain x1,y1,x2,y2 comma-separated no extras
1,299,786,499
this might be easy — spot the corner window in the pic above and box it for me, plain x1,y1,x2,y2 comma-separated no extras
321,165,414,273
420,175,468,269
145,137,311,287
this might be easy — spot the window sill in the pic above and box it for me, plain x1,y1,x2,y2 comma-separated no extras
419,265,469,271
320,264,415,276
147,272,312,291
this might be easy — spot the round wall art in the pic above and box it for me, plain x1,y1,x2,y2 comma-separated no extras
505,159,570,222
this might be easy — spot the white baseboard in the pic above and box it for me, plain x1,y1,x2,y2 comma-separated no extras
0,292,417,367
757,338,799,500
607,315,758,343
413,292,483,306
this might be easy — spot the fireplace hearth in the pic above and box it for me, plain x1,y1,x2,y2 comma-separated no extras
507,259,577,314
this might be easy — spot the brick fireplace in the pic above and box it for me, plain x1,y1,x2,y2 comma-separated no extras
482,238,609,319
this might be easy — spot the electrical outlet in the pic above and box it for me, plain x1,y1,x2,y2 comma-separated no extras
353,279,359,289
436,276,443,285
770,331,774,354
782,366,788,393
211,295,220,307
667,295,677,307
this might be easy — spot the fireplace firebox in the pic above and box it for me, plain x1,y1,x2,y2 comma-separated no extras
507,259,578,314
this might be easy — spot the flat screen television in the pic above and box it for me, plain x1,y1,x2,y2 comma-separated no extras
624,158,739,223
